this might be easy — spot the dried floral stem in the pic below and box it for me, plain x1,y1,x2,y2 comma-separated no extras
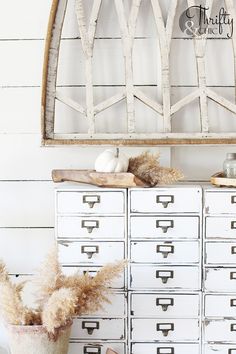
128,151,183,186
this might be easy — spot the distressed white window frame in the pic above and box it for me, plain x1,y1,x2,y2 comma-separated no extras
41,0,236,145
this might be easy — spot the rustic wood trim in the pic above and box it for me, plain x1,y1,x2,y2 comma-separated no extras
94,91,126,115
188,0,213,133
114,0,141,134
151,0,177,133
75,0,102,134
41,0,68,141
42,136,236,146
56,91,85,114
225,0,236,103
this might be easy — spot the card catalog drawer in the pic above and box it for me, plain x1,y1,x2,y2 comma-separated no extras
130,188,201,213
205,242,236,264
205,344,236,354
132,343,200,354
62,266,125,289
204,320,236,342
57,216,125,239
130,216,199,239
131,318,199,341
206,217,236,239
69,342,125,354
71,318,125,340
58,241,124,265
131,293,199,318
205,191,236,214
204,268,236,292
205,295,236,317
130,265,200,290
131,241,199,264
57,191,125,214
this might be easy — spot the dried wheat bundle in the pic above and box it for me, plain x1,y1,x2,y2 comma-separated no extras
128,151,184,186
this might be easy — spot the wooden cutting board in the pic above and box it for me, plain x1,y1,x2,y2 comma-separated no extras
52,170,148,188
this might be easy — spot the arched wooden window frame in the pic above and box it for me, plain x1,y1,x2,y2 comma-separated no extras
41,0,236,146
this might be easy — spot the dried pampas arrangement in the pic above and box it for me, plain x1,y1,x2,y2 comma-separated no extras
0,247,124,339
128,151,184,186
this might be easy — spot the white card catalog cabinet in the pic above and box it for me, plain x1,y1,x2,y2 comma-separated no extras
55,185,236,354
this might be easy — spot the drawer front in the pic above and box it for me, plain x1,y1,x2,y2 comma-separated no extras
205,242,236,264
131,318,199,341
130,188,201,213
131,293,199,318
69,342,125,354
206,217,236,239
205,295,236,317
57,191,125,214
57,216,125,239
205,192,236,214
130,265,200,290
62,266,125,289
131,241,199,264
130,216,199,239
205,344,236,354
204,320,236,342
71,318,125,340
132,343,200,354
204,268,236,292
131,293,200,318
59,241,124,265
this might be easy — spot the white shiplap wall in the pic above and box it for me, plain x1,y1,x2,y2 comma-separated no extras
0,0,235,347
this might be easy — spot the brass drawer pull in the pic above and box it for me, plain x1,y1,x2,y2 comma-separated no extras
231,324,236,332
157,348,174,354
84,346,101,354
82,321,100,335
156,220,174,233
232,246,236,255
230,299,236,307
81,245,99,259
231,221,236,229
83,270,98,277
231,196,236,204
156,323,174,337
156,195,174,209
156,297,174,311
230,272,236,280
156,270,174,284
156,245,174,259
83,195,101,208
81,220,99,233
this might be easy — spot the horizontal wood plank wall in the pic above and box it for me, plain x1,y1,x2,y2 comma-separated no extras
0,2,235,346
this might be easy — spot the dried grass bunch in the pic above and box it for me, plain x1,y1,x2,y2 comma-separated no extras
128,151,184,186
0,247,124,338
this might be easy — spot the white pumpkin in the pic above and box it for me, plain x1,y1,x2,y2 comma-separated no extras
95,148,129,173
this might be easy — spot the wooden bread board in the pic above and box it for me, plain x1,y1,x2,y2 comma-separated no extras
211,172,236,187
52,170,148,188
